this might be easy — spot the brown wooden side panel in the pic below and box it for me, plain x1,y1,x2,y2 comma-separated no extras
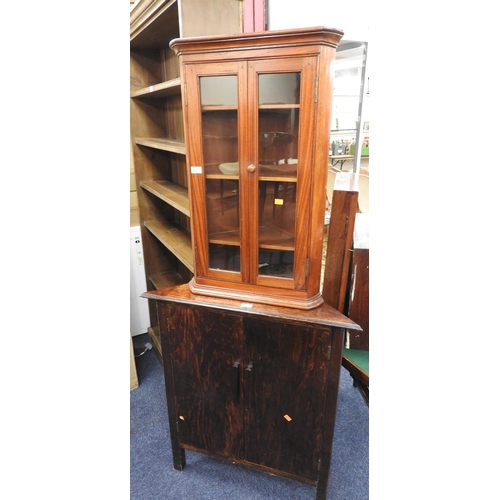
346,248,369,350
243,317,330,482
165,305,245,459
322,190,358,312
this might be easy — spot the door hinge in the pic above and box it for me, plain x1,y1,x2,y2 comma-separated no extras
305,257,310,278
327,344,331,361
315,76,319,103
184,83,188,105
317,457,322,471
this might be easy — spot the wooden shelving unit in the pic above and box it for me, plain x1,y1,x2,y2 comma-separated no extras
130,0,242,351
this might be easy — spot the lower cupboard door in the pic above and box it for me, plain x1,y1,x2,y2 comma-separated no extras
167,305,245,459
243,317,330,481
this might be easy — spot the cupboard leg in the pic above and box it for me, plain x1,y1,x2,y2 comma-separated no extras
316,329,345,500
315,473,328,500
172,444,186,471
316,482,328,500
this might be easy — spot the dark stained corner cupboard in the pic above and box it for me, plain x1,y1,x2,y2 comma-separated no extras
171,26,344,309
144,284,361,500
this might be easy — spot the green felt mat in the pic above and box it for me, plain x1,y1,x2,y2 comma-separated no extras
343,347,369,375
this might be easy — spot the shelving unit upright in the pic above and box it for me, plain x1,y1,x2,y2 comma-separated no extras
130,0,242,354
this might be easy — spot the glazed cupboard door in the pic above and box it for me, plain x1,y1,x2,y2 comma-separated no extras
243,317,330,482
249,58,317,292
184,62,251,284
164,304,245,459
184,57,318,293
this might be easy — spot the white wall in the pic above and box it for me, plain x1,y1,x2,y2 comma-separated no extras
267,0,369,42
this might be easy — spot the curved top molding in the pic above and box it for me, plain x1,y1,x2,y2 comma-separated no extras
170,26,344,57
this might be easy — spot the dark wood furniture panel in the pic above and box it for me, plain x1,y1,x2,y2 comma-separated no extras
166,305,245,458
244,317,330,482
144,283,360,500
346,247,369,350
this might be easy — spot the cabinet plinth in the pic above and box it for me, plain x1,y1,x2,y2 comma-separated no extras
171,27,344,309
143,283,360,500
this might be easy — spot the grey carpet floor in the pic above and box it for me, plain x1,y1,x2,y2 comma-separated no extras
131,334,368,499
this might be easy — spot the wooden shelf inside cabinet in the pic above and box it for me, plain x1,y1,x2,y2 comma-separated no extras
131,77,181,99
135,138,186,155
259,224,294,251
207,225,294,251
140,180,190,217
150,269,187,290
258,173,297,182
144,219,194,272
208,229,240,246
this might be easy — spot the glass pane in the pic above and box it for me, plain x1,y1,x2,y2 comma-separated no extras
259,73,300,105
200,75,237,106
200,75,240,272
258,250,294,278
257,73,300,278
257,180,296,277
208,243,241,272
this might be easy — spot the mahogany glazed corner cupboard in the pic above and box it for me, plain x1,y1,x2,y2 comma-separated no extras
172,27,344,309
133,13,355,500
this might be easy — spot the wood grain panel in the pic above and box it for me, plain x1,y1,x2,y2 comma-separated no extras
346,248,369,350
131,77,181,98
134,137,186,154
322,190,358,312
244,317,330,481
140,180,190,216
144,219,194,271
166,305,245,458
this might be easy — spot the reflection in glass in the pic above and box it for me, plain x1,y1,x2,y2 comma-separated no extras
257,73,300,278
259,73,300,105
208,243,240,272
258,250,294,279
257,180,296,277
200,75,240,272
200,75,238,106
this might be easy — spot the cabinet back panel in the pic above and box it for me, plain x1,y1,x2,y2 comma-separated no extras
141,227,179,282
168,152,187,187
162,46,180,81
164,94,184,140
131,49,165,89
131,99,167,138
